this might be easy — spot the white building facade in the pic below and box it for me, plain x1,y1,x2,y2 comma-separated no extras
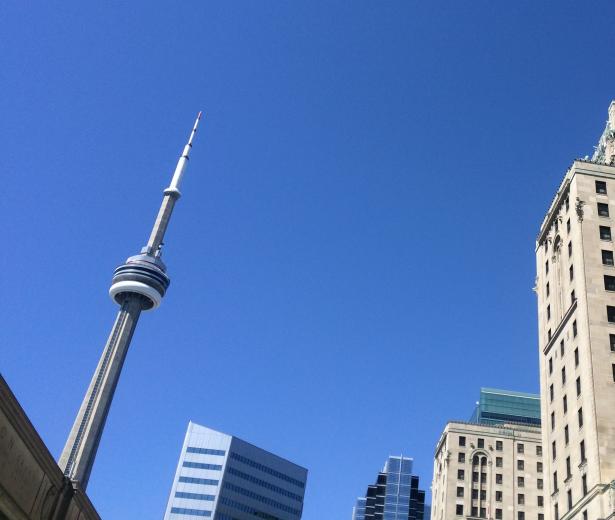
534,101,615,520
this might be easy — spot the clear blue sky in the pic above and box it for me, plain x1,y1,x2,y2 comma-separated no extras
2,2,615,518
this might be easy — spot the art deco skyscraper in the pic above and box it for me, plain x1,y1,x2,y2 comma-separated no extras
58,113,202,490
535,101,615,520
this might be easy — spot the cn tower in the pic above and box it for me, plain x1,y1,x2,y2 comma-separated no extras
59,113,202,489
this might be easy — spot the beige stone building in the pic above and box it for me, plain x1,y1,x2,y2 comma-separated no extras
535,101,615,520
430,389,545,520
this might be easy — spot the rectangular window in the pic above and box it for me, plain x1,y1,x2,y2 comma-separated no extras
562,367,566,385
518,476,525,487
496,473,502,485
518,512,525,520
496,456,503,467
496,490,502,502
605,275,615,291
555,503,559,520
608,305,615,323
517,460,524,470
548,329,552,341
560,340,565,356
573,320,577,337
473,471,479,482
570,264,574,280
456,504,463,516
495,509,502,520
563,395,568,413
575,348,579,366
553,471,558,492
597,180,608,194
517,443,524,454
472,507,478,518
578,407,584,428
549,358,553,375
600,226,612,240
547,305,551,320
567,218,571,232
576,376,581,396
537,461,543,473
536,445,542,456
458,452,465,463
457,469,464,480
538,478,543,489
611,334,615,352
583,511,588,520
551,412,555,430
568,241,572,257
566,456,572,478
566,197,570,211
481,508,486,519
546,282,550,296
612,363,615,382
456,486,464,497
550,384,554,401
582,474,588,495
480,490,486,500
580,440,586,462
496,440,503,451
552,441,557,460
565,424,569,445
477,438,484,448
603,250,614,265
599,202,610,217
567,490,573,510
472,489,479,499
459,436,466,446
518,494,525,505
538,496,544,507
546,260,549,274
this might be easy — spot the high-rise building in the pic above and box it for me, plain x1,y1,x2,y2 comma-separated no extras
163,422,308,520
59,114,202,489
351,455,426,520
430,388,544,520
535,101,615,520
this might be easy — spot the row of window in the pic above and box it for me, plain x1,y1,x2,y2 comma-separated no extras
174,491,215,502
169,507,211,517
178,476,219,486
228,452,305,489
458,437,541,454
226,465,304,502
217,496,285,520
456,469,542,484
186,446,226,457
182,461,222,471
552,443,587,490
455,504,542,520
222,482,302,516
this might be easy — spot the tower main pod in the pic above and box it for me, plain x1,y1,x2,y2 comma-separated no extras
59,113,202,489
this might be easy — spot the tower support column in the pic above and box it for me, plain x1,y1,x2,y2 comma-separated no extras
59,296,143,488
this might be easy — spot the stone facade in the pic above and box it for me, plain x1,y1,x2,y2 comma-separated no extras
536,155,615,520
430,421,544,520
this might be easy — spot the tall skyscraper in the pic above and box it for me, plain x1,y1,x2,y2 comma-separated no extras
163,422,308,520
351,455,426,520
59,114,202,489
430,388,544,520
535,101,615,520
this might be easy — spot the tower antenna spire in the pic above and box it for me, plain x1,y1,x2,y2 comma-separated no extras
59,113,202,489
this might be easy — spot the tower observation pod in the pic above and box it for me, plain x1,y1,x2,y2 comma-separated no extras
59,112,202,490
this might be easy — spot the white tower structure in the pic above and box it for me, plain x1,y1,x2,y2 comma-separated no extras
59,113,202,489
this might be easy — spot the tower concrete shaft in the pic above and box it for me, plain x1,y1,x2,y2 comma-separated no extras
59,113,202,489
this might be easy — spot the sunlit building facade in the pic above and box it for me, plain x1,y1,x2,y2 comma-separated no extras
163,422,307,519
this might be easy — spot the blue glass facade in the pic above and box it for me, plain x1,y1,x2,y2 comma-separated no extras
164,422,307,520
469,387,541,426
352,456,426,520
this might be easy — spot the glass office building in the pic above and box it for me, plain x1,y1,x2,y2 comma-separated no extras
469,387,541,426
351,455,426,520
163,422,308,520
